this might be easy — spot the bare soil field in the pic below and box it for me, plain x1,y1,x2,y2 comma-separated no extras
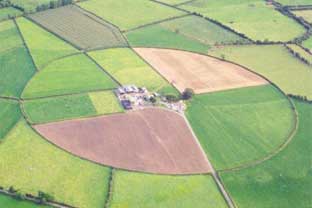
29,5,127,50
34,108,211,174
134,48,268,94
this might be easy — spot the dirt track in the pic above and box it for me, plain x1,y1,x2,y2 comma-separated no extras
134,48,268,94
34,108,211,174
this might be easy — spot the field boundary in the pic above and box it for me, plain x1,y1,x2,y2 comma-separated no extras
150,0,255,43
84,52,122,86
123,13,191,33
0,190,75,208
219,96,298,173
129,47,181,95
24,16,82,51
104,168,115,208
22,87,117,101
13,18,38,72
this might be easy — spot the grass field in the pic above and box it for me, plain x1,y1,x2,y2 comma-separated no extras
303,36,312,50
0,100,21,140
110,171,227,208
0,119,110,208
23,91,123,124
185,85,294,170
29,5,127,50
209,44,312,99
286,44,312,65
126,15,248,54
0,194,48,208
22,54,117,99
0,7,22,21
16,17,78,69
88,48,179,95
10,0,50,12
0,21,36,97
78,0,185,31
220,100,312,208
180,0,305,42
275,0,312,5
293,10,312,24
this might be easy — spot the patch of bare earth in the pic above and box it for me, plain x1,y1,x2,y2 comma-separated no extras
134,48,268,94
34,108,211,174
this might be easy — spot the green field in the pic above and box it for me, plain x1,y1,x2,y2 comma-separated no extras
0,99,21,140
110,171,227,208
293,10,312,24
126,15,248,54
29,5,127,50
78,0,185,31
276,0,312,5
180,0,305,42
0,194,48,208
23,91,123,124
209,44,312,99
10,0,51,12
0,119,110,208
88,48,179,95
16,17,78,69
220,100,312,208
22,54,117,99
303,35,312,50
158,0,190,5
0,21,36,97
0,20,23,53
0,7,22,21
286,44,312,65
185,85,294,170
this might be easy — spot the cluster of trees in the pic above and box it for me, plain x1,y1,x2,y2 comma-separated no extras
285,44,312,65
288,94,312,103
35,0,72,12
165,88,194,103
0,186,54,205
0,0,10,8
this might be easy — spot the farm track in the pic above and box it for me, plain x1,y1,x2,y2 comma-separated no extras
181,110,235,208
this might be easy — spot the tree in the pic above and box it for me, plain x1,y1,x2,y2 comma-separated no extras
37,191,54,204
182,88,194,100
165,94,179,102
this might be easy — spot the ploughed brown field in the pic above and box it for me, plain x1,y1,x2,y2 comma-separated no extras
34,108,212,174
134,48,268,94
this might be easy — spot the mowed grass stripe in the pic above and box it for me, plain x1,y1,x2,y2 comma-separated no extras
109,171,228,208
0,99,21,140
0,119,110,208
180,0,306,42
208,44,312,99
23,91,123,124
0,21,36,97
16,17,78,69
88,48,179,95
22,54,118,99
220,100,312,208
185,85,294,170
78,0,185,31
